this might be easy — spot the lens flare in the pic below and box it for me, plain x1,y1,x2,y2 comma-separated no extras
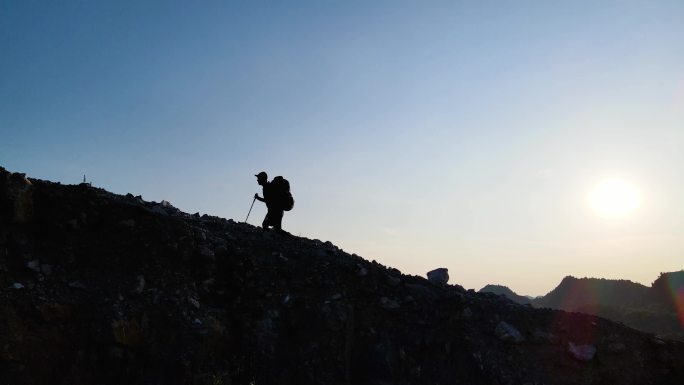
667,274,684,328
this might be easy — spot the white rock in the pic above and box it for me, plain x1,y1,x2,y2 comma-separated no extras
135,275,145,294
26,260,40,272
568,342,596,362
427,268,449,285
495,321,524,343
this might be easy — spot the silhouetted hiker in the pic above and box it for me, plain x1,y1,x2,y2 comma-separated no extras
254,171,294,234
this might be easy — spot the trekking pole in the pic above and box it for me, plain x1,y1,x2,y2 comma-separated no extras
245,196,257,223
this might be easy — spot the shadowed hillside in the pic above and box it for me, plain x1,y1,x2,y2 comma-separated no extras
2,166,684,385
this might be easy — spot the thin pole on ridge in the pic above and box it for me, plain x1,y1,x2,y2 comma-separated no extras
245,196,256,223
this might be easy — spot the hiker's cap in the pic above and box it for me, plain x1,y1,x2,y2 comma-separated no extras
255,171,267,179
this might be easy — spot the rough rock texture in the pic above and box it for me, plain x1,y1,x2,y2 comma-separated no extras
427,268,449,285
568,342,597,362
1,166,684,385
495,321,524,344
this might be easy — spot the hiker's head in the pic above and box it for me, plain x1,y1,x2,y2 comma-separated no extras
255,171,267,185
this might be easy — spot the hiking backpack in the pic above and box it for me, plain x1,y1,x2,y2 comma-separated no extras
271,176,294,211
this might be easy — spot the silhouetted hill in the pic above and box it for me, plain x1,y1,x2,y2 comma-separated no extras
479,284,532,305
647,271,684,309
2,166,684,385
533,276,649,310
523,275,684,341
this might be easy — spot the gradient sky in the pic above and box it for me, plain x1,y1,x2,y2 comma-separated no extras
2,0,683,295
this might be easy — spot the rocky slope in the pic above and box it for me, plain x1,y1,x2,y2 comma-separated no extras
2,166,684,385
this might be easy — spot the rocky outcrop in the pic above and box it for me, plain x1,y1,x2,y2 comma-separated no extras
427,267,449,285
1,166,684,385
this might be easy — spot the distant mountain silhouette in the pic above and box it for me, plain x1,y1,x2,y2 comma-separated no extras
646,271,684,309
479,284,532,305
482,273,684,341
533,276,649,310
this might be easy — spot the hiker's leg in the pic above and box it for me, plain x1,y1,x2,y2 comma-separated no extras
272,210,283,232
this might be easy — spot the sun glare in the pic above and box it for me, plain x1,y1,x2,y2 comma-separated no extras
588,179,641,218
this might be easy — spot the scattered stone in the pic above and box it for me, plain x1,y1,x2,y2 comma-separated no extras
495,321,524,343
199,246,215,259
267,310,280,319
150,205,168,215
189,297,200,309
568,342,597,362
202,278,215,291
427,268,449,285
119,219,136,228
134,275,145,294
68,281,87,290
379,297,400,310
607,342,627,353
532,330,559,344
40,264,53,275
26,260,41,272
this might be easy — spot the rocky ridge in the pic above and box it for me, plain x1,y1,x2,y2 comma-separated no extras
1,166,684,385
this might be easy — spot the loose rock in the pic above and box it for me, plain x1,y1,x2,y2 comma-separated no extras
495,321,524,343
379,297,400,310
568,342,597,362
427,268,449,285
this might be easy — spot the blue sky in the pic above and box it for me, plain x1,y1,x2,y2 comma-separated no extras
2,0,683,295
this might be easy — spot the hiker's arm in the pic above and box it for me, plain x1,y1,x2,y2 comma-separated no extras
254,193,264,202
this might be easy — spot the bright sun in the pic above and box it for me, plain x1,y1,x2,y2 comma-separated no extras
588,179,641,218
